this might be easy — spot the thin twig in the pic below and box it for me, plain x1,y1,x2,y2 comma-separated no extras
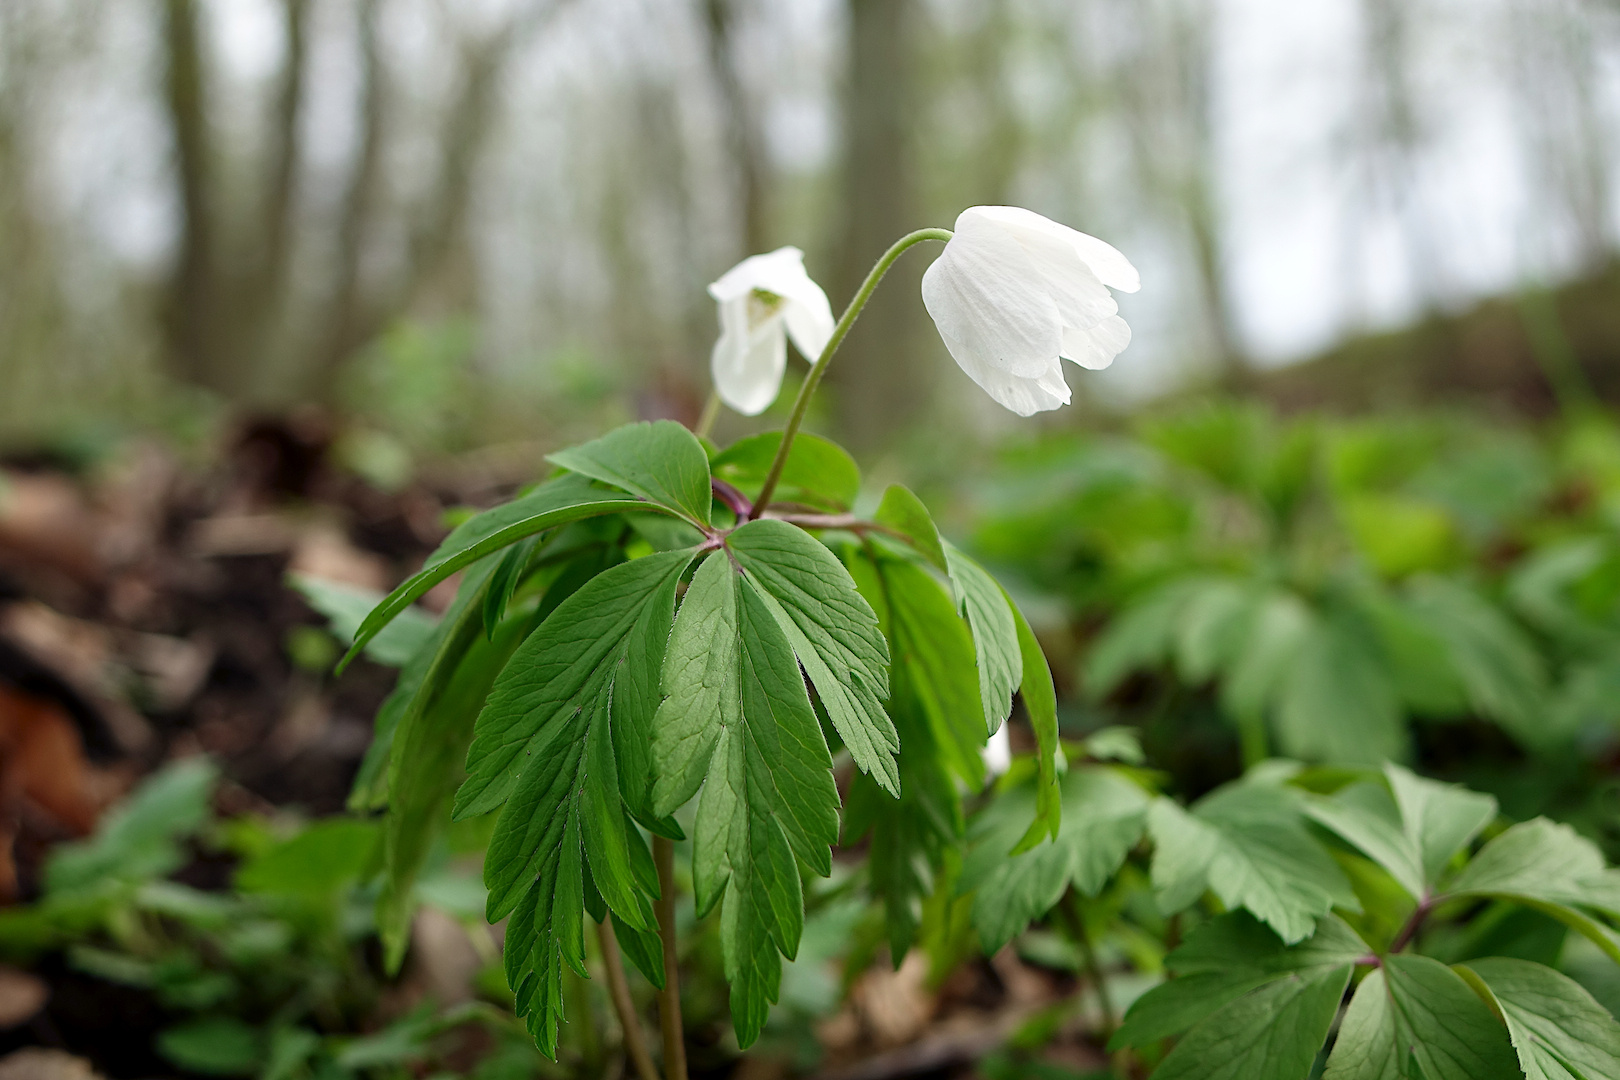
653,836,688,1080
597,920,662,1080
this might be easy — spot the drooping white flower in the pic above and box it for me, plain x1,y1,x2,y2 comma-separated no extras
921,206,1140,416
707,247,836,416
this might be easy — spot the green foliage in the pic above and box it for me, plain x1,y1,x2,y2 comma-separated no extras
304,408,1620,1076
1095,763,1620,1078
0,761,528,1080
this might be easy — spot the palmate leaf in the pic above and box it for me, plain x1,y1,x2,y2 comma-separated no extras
374,556,521,970
1306,763,1496,902
962,766,1150,952
1459,957,1620,1080
1110,913,1368,1050
1148,963,1351,1080
1148,780,1357,943
650,534,850,1047
1324,956,1520,1080
453,548,696,1055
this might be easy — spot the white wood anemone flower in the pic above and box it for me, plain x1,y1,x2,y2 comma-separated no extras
921,206,1140,416
707,246,836,416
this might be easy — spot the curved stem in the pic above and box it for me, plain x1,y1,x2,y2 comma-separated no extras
695,391,722,440
653,836,688,1080
597,920,662,1080
749,227,953,517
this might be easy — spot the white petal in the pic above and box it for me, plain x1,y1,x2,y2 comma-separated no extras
933,320,1071,416
964,206,1140,293
1002,220,1118,332
981,724,1011,777
1061,314,1132,371
782,293,834,363
922,214,1062,380
711,297,787,415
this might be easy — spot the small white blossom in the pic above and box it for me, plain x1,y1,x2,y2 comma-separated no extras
707,247,835,416
982,723,1012,778
922,206,1140,416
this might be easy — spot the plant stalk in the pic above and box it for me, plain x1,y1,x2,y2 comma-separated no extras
597,919,662,1080
749,227,952,516
696,391,722,440
653,836,688,1080
1062,891,1116,1036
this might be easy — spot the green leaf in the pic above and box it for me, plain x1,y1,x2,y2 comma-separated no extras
457,548,697,821
340,472,650,668
1007,590,1060,851
1404,576,1551,747
235,819,378,899
942,542,1021,737
1324,956,1521,1080
962,766,1150,952
483,535,540,638
1275,611,1405,765
874,555,986,788
721,520,897,795
612,910,666,990
157,1016,263,1076
1383,761,1496,886
1219,588,1311,723
1147,782,1357,943
1460,957,1620,1080
378,557,524,971
1148,964,1351,1080
1111,912,1367,1049
1083,576,1206,698
289,574,437,667
875,485,948,572
842,543,966,960
711,431,861,512
650,546,841,1047
1307,764,1495,903
46,759,217,895
548,419,713,526
1301,793,1409,902
1172,577,1253,684
1445,818,1620,959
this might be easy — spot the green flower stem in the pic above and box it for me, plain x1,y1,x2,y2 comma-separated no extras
749,227,953,517
695,391,722,440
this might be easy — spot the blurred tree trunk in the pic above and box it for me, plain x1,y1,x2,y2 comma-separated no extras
244,0,309,364
1118,0,1244,384
161,0,224,393
702,0,769,255
313,2,549,393
831,0,922,450
316,0,388,391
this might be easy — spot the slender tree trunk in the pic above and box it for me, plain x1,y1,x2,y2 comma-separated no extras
245,0,309,368
315,0,387,390
831,0,921,450
701,0,769,255
161,0,220,390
